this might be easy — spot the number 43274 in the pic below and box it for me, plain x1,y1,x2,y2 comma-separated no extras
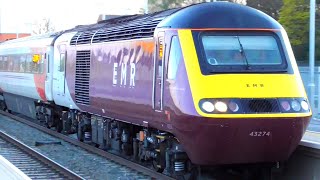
249,131,271,137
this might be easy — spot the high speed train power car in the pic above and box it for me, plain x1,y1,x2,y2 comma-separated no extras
0,2,312,177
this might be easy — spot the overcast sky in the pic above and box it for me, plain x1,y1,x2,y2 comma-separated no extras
0,0,147,33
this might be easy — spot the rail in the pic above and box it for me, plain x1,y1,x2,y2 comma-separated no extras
0,110,174,180
0,131,83,179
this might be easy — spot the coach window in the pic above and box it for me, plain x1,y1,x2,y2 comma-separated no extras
0,56,4,71
7,56,13,72
39,54,45,73
3,56,8,71
32,54,40,73
167,36,182,80
19,55,26,72
25,55,32,73
13,56,20,72
0,56,3,71
59,53,65,72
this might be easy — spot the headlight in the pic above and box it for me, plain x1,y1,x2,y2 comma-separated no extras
215,101,228,112
199,99,240,114
280,101,291,111
291,100,301,112
301,100,309,111
228,102,239,112
201,101,215,113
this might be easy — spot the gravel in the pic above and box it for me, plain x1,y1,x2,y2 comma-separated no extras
0,114,150,180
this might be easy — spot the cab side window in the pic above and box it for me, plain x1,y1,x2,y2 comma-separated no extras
167,36,182,80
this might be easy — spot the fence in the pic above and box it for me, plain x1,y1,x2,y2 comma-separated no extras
299,66,320,131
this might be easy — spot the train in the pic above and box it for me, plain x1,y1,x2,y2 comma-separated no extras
0,2,312,177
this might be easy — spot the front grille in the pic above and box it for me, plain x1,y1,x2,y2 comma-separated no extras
241,99,280,113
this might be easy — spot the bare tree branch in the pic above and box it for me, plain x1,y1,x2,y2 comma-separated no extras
32,18,55,35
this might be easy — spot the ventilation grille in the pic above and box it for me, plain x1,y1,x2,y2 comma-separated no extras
69,8,180,45
70,20,160,45
92,20,161,43
242,99,280,113
75,50,91,105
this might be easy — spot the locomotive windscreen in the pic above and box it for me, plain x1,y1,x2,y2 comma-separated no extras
199,32,288,73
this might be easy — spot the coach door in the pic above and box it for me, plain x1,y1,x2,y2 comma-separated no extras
45,47,53,100
53,44,66,96
153,32,165,111
57,52,66,96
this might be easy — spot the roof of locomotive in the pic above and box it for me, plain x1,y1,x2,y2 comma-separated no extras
158,2,282,29
0,2,282,47
68,8,181,45
68,2,282,45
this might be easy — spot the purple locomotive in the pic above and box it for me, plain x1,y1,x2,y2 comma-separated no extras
0,2,312,177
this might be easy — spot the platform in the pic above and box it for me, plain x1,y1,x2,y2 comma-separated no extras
0,155,30,180
301,131,320,149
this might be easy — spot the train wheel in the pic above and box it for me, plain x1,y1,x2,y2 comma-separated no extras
56,118,63,133
152,160,164,173
0,101,7,111
77,126,84,142
45,115,54,128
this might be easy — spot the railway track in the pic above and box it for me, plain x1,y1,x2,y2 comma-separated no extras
0,110,174,180
0,131,82,179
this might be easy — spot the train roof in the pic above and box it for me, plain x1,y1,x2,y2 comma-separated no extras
0,2,282,47
68,8,181,45
158,2,282,29
69,2,282,46
0,32,62,46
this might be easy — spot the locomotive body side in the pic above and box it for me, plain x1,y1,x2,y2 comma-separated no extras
65,38,157,127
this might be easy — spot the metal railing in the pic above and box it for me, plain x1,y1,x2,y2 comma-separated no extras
299,66,320,131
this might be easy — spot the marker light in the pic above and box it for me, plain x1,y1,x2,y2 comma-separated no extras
228,102,239,112
291,100,301,112
215,101,228,112
280,101,291,111
301,100,309,111
202,101,215,113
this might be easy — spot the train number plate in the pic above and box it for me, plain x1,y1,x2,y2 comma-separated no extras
249,131,271,137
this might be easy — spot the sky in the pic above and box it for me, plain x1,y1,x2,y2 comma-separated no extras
0,0,147,33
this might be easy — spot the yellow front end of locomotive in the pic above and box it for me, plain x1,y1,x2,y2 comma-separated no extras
178,29,312,118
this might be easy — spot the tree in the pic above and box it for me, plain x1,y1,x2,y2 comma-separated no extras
279,0,309,46
247,0,283,19
32,18,55,35
278,0,320,61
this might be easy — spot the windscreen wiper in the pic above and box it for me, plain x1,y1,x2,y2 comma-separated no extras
236,36,250,70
